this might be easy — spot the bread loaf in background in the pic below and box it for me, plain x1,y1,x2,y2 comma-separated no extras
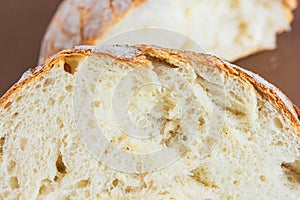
39,0,297,64
1,45,300,199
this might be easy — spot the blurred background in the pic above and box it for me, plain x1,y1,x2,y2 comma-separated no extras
0,0,299,106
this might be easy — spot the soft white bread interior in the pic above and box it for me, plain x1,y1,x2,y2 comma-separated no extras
1,45,300,199
39,0,297,63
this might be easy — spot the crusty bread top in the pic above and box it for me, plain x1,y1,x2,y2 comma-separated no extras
285,0,298,9
39,0,298,64
2,44,300,134
39,0,146,64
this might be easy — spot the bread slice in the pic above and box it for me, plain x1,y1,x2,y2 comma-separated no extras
39,0,297,63
1,45,300,199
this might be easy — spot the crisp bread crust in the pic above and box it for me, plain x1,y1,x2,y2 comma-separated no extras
38,0,298,64
39,0,146,64
284,0,298,9
1,45,299,135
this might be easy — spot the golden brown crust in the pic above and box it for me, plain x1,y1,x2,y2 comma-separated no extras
39,0,146,64
0,49,91,107
283,0,298,10
2,45,299,135
294,104,300,121
281,0,298,27
0,46,150,107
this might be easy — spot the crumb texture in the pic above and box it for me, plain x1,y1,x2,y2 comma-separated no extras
1,47,300,199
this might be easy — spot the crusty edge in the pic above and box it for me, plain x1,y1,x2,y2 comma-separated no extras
0,45,149,107
281,0,298,32
39,0,147,64
0,50,89,107
2,45,300,135
284,0,298,10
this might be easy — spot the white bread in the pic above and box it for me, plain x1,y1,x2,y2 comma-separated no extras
1,45,300,199
39,0,297,63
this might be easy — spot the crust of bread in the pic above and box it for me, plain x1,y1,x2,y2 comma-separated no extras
39,0,297,64
39,0,146,64
2,45,300,136
282,0,298,28
284,0,298,10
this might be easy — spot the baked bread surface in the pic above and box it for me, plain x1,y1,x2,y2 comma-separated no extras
0,45,300,199
39,0,297,63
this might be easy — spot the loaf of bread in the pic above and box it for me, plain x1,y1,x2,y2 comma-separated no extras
39,0,297,63
1,45,300,199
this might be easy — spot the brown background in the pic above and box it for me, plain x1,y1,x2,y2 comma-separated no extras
0,0,299,106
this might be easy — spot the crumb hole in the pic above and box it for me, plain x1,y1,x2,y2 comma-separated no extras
38,185,47,195
198,117,205,126
7,160,16,173
112,179,119,187
4,102,12,109
15,96,22,102
233,180,239,185
20,138,27,151
238,22,248,33
54,176,59,182
259,175,266,182
125,186,133,194
75,179,90,188
64,63,73,74
282,161,300,185
38,179,52,196
43,78,53,87
179,83,185,90
276,141,283,147
274,118,283,129
56,117,64,129
63,57,82,75
34,99,40,105
58,96,65,105
183,135,188,141
12,112,19,118
0,136,5,156
10,177,20,190
48,98,55,106
56,153,67,174
190,166,215,187
65,85,74,92
3,191,10,198
93,101,100,108
84,190,90,198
